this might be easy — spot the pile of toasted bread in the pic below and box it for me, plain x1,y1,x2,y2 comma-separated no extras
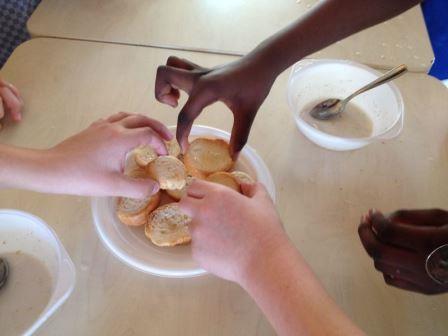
116,136,255,247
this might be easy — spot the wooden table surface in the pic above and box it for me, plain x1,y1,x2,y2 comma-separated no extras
27,0,434,72
1,38,447,336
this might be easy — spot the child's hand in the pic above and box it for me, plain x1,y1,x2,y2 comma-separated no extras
178,179,287,283
155,56,276,157
359,209,448,294
0,79,23,124
47,112,172,198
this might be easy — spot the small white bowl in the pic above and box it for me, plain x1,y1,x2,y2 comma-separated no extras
0,210,76,336
91,125,276,278
288,59,405,151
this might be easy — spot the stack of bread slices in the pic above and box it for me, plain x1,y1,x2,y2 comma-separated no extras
116,137,255,247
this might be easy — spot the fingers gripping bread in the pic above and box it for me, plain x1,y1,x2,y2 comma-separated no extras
166,175,195,201
134,145,158,167
184,138,233,176
147,156,187,190
116,193,161,226
125,150,149,178
165,139,181,158
145,203,192,247
231,171,255,184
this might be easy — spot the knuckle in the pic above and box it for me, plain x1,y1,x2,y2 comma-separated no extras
91,118,104,127
140,127,156,140
390,210,406,221
195,80,215,96
167,56,177,64
156,65,167,74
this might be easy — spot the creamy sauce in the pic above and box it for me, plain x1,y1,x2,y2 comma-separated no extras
0,252,52,335
301,101,373,138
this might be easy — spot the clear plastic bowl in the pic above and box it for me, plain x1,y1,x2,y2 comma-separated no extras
0,209,76,336
288,59,405,151
91,125,276,278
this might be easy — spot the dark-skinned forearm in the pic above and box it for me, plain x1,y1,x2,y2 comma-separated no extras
247,0,422,76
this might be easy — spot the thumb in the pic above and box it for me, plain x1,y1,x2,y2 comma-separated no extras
114,174,160,198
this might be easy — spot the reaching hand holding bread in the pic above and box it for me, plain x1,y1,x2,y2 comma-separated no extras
116,133,255,248
134,145,158,167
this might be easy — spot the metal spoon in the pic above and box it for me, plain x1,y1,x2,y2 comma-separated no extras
0,257,9,290
309,64,408,120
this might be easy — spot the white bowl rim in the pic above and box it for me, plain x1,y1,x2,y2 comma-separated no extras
288,58,405,141
91,125,276,278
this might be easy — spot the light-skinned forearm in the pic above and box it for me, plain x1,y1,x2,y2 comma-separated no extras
241,240,365,336
0,144,58,193
248,0,421,76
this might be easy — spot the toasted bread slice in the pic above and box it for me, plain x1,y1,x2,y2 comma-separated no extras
116,192,161,226
184,138,233,176
166,175,195,201
165,139,181,158
125,152,149,178
134,145,158,167
231,171,255,184
206,172,240,192
145,203,191,247
147,156,186,190
185,165,206,179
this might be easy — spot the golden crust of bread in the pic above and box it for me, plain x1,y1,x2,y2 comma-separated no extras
184,138,234,176
206,172,241,192
126,166,149,179
165,139,181,158
166,175,195,201
124,151,149,178
230,171,255,184
145,203,191,247
185,164,206,179
116,192,161,226
147,156,187,190
134,145,158,167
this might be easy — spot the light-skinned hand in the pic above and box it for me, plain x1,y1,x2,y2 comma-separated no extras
178,179,288,283
0,78,23,124
45,112,172,197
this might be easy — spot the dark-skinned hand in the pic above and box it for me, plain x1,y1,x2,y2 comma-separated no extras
359,209,448,295
155,55,276,158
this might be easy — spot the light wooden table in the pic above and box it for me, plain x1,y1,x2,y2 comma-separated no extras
27,0,434,72
1,39,447,336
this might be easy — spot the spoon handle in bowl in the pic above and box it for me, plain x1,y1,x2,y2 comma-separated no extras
343,64,408,104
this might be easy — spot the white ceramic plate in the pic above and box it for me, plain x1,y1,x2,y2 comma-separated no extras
91,125,276,278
